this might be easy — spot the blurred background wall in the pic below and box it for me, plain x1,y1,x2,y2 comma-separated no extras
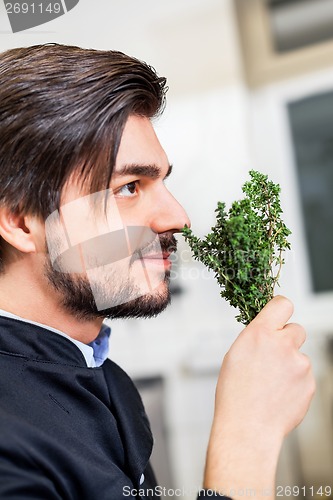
1,1,333,498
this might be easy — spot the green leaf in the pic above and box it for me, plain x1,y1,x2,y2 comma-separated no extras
181,170,292,325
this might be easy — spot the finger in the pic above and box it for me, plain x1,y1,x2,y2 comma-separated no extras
250,295,294,331
282,322,306,349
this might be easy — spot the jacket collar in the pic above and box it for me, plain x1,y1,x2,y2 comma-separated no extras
0,315,90,367
0,311,110,367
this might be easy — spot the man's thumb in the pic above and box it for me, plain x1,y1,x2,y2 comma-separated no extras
250,295,294,331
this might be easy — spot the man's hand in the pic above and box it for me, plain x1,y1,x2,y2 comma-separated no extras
203,296,315,499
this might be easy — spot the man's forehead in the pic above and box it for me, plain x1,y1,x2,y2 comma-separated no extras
114,115,170,175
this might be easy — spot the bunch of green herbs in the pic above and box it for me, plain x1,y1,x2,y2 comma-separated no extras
182,170,291,325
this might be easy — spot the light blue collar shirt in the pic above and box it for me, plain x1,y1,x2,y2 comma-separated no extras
0,308,111,368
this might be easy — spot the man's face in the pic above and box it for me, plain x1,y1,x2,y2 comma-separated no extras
44,115,190,320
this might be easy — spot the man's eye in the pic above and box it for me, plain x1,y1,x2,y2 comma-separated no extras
117,181,138,197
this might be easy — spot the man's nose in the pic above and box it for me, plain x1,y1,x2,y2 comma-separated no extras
150,189,191,234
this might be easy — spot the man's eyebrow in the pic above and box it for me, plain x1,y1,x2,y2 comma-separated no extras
114,163,173,180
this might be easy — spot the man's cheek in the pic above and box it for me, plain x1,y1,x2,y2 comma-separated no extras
45,225,160,271
44,189,161,273
59,189,123,247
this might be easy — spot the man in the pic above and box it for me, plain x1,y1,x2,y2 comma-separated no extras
0,43,315,499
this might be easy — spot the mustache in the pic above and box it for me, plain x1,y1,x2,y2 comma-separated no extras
131,233,178,261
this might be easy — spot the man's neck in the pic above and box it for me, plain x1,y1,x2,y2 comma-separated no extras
0,261,103,344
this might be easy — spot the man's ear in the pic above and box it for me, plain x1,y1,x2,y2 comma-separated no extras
0,208,39,254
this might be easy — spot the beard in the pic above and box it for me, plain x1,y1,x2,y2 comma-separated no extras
44,233,177,321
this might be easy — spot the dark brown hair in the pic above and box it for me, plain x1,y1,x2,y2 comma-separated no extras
0,43,167,266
